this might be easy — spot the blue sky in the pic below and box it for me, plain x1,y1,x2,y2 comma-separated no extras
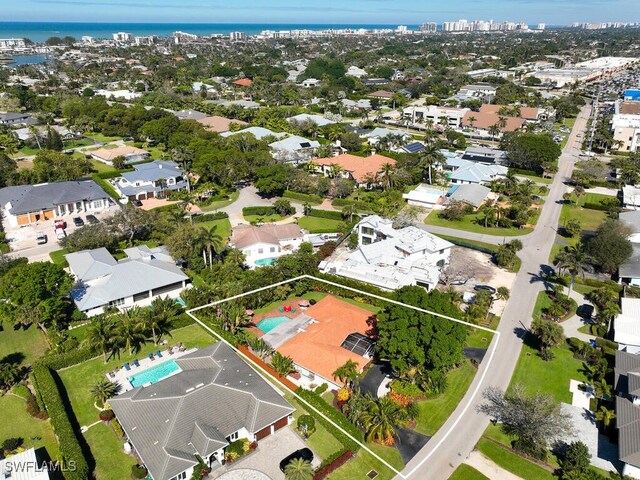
5,0,639,24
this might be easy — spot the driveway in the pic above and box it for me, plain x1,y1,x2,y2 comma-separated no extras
359,362,392,397
210,426,321,480
395,427,431,464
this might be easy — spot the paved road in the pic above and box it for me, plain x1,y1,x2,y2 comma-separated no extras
398,104,592,480
8,242,59,263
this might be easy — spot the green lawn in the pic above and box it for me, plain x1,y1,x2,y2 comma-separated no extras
84,422,137,480
286,395,344,460
58,323,215,427
253,292,328,315
328,443,404,480
0,322,49,367
532,291,554,320
414,361,477,436
198,190,240,212
466,316,498,348
559,204,607,232
49,249,70,267
84,132,121,143
16,146,40,157
90,159,120,174
450,464,490,480
0,395,60,460
425,210,533,236
509,337,588,404
476,438,554,480
298,216,345,234
514,173,553,185
194,218,232,242
64,139,93,149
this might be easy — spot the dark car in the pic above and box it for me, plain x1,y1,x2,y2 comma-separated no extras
132,199,143,207
279,448,313,472
73,217,85,227
86,214,99,224
577,304,595,319
474,284,496,294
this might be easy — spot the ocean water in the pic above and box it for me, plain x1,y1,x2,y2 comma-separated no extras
0,22,420,42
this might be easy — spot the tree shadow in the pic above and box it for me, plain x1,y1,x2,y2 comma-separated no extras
0,352,26,366
528,264,556,291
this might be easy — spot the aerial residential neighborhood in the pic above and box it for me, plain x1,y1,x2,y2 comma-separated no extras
1,6,640,480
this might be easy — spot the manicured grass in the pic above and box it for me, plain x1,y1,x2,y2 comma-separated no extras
450,464,490,480
434,234,498,253
253,291,328,315
244,213,291,223
514,173,553,185
64,139,92,149
476,438,554,480
414,360,477,436
198,190,240,212
84,132,121,143
49,248,70,267
90,159,119,174
466,316,498,348
286,395,344,460
68,322,91,343
84,422,137,480
91,174,121,201
559,204,607,232
328,442,404,480
58,323,215,427
579,192,618,207
425,210,532,236
298,216,345,234
509,337,588,404
16,146,40,157
195,218,232,242
0,395,60,460
0,322,48,367
532,291,554,320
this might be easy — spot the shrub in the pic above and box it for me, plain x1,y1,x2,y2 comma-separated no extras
99,409,115,422
226,438,249,458
314,383,329,395
283,190,323,204
297,414,316,437
1,437,23,453
26,392,48,420
308,208,345,221
389,391,413,407
390,380,424,398
336,387,351,402
131,464,148,479
313,449,354,480
242,206,277,217
112,418,125,439
192,211,229,223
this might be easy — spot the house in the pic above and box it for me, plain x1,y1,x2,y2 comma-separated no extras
110,342,294,480
402,141,426,154
446,158,508,184
272,296,376,390
346,66,368,78
368,90,394,100
479,104,542,122
230,224,304,268
457,83,498,99
269,135,319,164
313,153,396,188
615,350,640,479
0,180,113,227
0,447,50,479
623,186,640,210
91,145,149,165
461,147,508,164
300,78,321,88
232,78,253,87
402,105,469,129
66,245,190,317
287,113,335,127
444,184,492,208
403,184,445,208
114,160,189,201
614,298,640,352
196,115,249,133
361,78,389,87
320,215,453,291
363,127,410,145
0,112,37,126
612,113,640,152
619,211,640,286
174,109,208,121
461,111,525,134
221,126,287,141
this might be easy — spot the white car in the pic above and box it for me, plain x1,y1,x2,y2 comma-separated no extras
55,228,66,240
36,232,47,245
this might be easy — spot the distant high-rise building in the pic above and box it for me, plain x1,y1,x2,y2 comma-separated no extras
537,23,546,30
230,31,246,41
419,22,437,33
134,36,156,45
112,32,132,42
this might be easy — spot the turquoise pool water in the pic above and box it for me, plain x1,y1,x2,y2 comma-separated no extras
255,257,278,266
129,360,181,388
257,316,290,333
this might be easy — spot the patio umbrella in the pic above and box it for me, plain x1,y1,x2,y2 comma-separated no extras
245,309,254,316
298,300,310,307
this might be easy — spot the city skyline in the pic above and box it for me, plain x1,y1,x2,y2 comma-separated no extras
4,0,640,25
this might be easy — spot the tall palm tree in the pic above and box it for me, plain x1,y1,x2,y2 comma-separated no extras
328,163,344,179
90,378,119,407
359,397,407,444
333,359,360,387
284,458,314,480
554,246,593,297
143,296,180,344
115,309,146,355
468,115,477,129
378,162,396,190
84,316,116,363
199,225,223,269
488,124,501,140
341,203,357,223
419,144,445,184
596,405,616,428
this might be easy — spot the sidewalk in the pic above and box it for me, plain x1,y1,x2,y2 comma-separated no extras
465,450,524,480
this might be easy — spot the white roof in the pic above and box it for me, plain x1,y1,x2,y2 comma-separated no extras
624,186,640,207
615,298,640,347
403,184,444,205
269,135,319,152
0,448,50,480
287,113,335,126
221,126,287,140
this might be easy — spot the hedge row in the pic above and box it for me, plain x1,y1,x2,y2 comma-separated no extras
283,190,323,205
314,449,354,479
192,211,229,223
331,198,373,212
31,364,90,480
295,388,363,451
91,174,122,201
308,208,346,221
311,272,391,307
439,237,497,255
242,206,278,216
581,202,611,211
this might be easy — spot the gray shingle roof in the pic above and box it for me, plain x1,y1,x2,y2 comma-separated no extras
617,396,640,466
620,244,640,279
110,343,294,480
121,160,183,183
0,181,110,216
446,184,491,207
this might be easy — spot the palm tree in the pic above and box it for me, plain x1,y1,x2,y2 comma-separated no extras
143,296,179,344
596,405,616,428
270,352,295,377
378,162,396,190
341,203,357,223
554,246,593,297
115,310,146,355
247,337,274,360
359,396,407,444
332,359,360,387
468,115,477,129
284,458,314,480
328,163,344,179
419,144,445,184
84,316,116,363
488,124,501,140
90,378,119,407
199,225,223,269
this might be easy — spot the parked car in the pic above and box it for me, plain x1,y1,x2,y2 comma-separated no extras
54,219,67,229
474,284,496,294
279,448,313,472
36,232,47,245
132,199,143,207
86,214,99,224
577,304,594,319
55,228,66,240
73,217,84,227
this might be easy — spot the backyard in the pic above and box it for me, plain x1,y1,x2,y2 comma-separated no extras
297,215,345,234
0,321,49,367
84,422,137,480
425,210,533,236
195,217,232,242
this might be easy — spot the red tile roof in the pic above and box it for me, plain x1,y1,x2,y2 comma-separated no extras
233,78,253,87
313,153,396,184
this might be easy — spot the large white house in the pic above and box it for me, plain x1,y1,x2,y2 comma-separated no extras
320,215,453,290
66,246,190,317
230,224,304,268
114,160,189,201
402,105,470,129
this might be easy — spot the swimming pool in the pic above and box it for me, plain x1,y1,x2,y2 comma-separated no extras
129,360,181,388
254,257,278,266
257,316,290,333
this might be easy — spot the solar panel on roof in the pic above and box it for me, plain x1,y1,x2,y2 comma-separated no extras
341,332,375,357
404,142,425,154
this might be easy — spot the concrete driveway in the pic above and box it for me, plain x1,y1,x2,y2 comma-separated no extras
210,426,321,480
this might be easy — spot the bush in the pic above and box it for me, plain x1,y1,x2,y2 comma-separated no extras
112,418,125,439
242,206,277,216
313,449,354,479
1,437,23,452
297,414,316,437
331,198,372,212
314,383,329,395
131,464,147,479
308,208,345,221
99,409,115,422
390,380,425,398
26,392,48,420
192,211,229,223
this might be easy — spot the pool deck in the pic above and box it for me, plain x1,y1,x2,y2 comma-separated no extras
249,298,312,339
106,346,197,393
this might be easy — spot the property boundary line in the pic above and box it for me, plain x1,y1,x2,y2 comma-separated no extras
186,275,500,479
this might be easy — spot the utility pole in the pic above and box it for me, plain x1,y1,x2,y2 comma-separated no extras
587,85,601,154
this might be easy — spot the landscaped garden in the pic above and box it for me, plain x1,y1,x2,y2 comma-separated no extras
298,215,345,234
425,209,533,236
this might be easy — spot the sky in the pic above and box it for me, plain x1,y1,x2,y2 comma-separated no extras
4,0,639,25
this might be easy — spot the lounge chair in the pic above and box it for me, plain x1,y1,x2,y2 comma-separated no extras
279,307,285,313
148,353,154,360
133,359,140,367
291,308,296,313
124,362,131,371
156,350,163,358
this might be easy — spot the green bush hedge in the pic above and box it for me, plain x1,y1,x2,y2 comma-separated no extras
331,198,373,212
308,208,345,221
91,174,121,201
283,190,323,204
192,211,229,223
31,364,90,480
295,388,363,451
242,206,277,216
37,347,97,371
314,383,329,395
311,272,390,306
